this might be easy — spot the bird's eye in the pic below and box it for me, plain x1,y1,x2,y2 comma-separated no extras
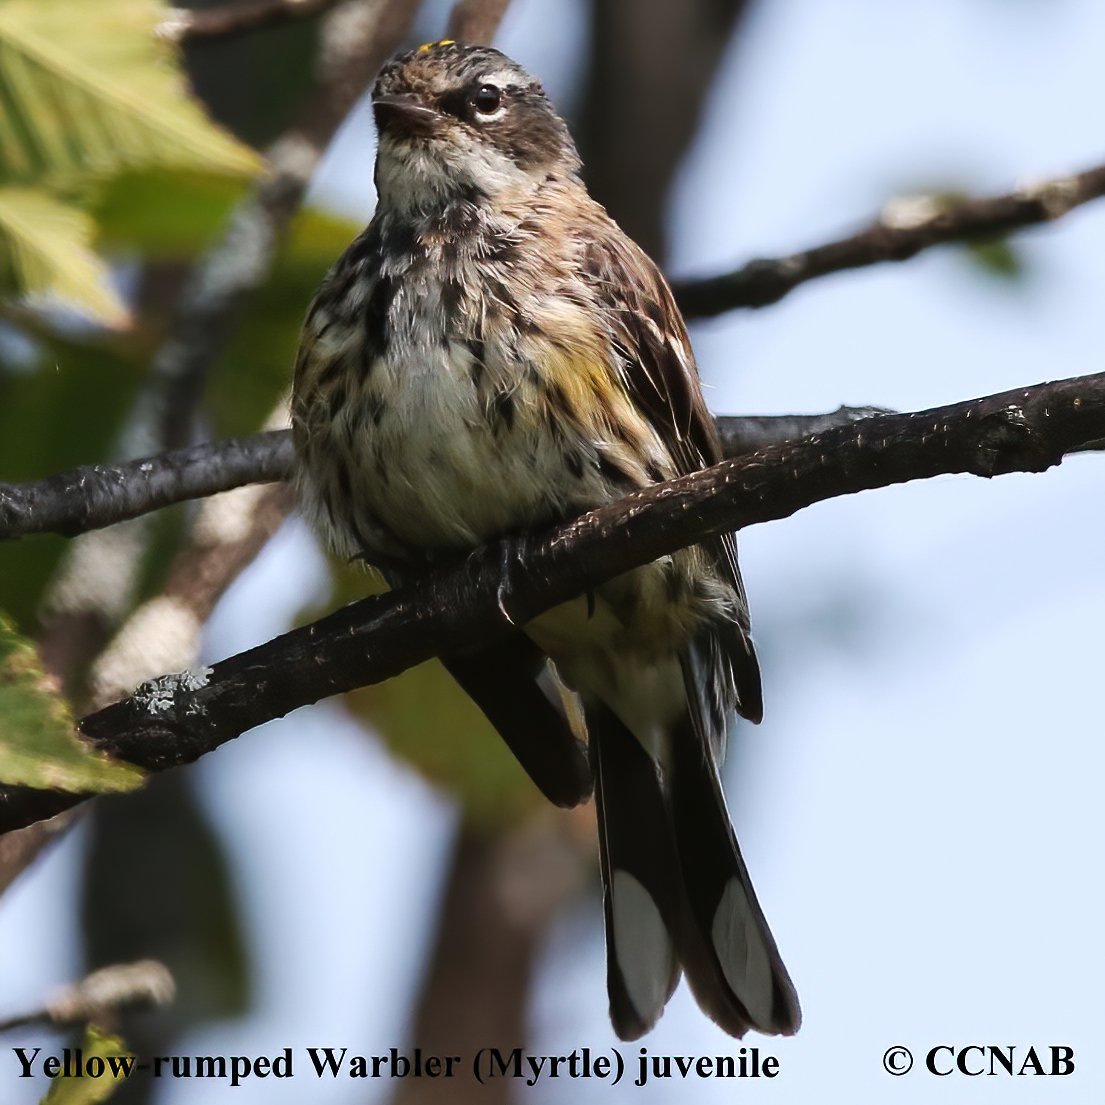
471,84,502,116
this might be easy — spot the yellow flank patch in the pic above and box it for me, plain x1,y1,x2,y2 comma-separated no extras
418,39,456,53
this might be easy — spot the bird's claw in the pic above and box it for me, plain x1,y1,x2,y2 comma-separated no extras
495,534,528,626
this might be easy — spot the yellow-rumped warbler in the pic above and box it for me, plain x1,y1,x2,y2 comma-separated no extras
291,40,800,1040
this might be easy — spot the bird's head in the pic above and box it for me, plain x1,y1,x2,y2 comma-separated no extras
371,40,581,212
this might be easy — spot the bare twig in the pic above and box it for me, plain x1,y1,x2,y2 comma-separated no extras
158,0,343,44
10,159,1100,543
0,815,74,897
0,961,174,1033
673,163,1105,317
0,409,899,541
2,371,1103,833
446,0,512,44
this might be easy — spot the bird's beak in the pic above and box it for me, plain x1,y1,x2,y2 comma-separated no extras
373,94,439,138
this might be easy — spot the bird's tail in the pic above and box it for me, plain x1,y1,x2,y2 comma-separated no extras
588,674,800,1039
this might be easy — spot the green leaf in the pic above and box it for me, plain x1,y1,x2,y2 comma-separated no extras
41,1025,132,1104
91,167,248,258
964,237,1026,282
0,0,260,184
0,187,128,324
0,612,143,792
0,335,141,629
82,777,252,1029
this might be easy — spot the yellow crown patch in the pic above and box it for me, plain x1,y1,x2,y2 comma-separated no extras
418,39,456,53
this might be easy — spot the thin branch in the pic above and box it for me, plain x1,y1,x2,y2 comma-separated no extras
446,0,513,44
0,814,74,897
0,408,893,541
10,157,1098,542
158,0,343,44
673,162,1105,317
0,961,174,1033
11,159,1100,540
2,371,1103,833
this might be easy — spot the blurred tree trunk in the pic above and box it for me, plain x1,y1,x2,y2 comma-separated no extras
79,777,251,1105
577,0,753,261
392,817,587,1105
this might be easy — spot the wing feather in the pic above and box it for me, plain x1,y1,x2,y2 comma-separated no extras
579,227,762,725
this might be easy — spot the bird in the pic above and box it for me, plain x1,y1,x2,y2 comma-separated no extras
291,38,800,1040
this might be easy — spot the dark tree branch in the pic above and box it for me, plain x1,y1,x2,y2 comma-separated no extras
2,372,1103,833
0,433,294,541
157,0,343,43
10,159,1095,541
446,0,513,44
673,162,1105,317
0,409,893,541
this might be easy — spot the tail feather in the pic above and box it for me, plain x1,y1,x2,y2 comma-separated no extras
589,691,799,1040
666,709,801,1036
442,631,592,808
589,704,681,1039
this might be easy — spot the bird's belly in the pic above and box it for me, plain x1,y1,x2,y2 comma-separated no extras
354,339,572,551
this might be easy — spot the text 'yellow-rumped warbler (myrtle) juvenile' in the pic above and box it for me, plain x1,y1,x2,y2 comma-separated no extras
292,39,800,1041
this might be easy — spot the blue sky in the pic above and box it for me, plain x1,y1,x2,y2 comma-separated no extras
2,1,1103,1102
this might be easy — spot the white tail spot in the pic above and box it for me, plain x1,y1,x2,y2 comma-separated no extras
612,870,674,1022
712,877,775,1030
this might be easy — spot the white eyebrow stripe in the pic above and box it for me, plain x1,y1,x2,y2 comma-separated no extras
478,69,517,88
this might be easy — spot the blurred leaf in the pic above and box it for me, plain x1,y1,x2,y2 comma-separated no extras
183,5,319,148
325,561,545,828
207,206,363,436
0,0,260,321
963,237,1025,282
0,611,143,791
92,168,248,258
0,335,141,628
891,183,1031,289
82,775,252,1034
0,187,128,325
41,1025,131,1104
0,0,260,183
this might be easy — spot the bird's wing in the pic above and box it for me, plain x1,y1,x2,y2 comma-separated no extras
579,228,762,727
